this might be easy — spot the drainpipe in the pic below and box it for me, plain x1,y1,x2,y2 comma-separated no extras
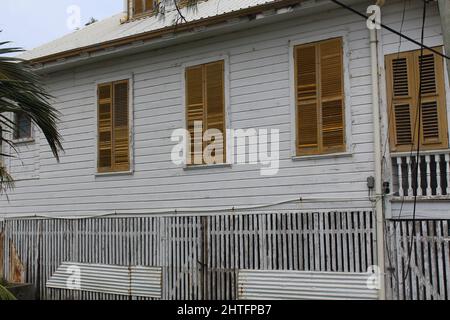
370,25,386,300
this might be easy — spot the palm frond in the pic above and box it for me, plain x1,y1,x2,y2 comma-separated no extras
0,284,16,300
0,41,63,161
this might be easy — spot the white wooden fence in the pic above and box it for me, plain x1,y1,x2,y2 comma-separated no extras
0,211,376,300
385,219,450,300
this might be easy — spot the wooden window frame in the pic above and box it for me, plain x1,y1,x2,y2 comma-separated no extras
386,47,449,153
129,0,156,19
96,77,133,175
293,37,347,157
13,112,33,142
182,56,229,168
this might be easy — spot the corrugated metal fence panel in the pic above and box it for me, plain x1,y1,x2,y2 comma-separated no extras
238,270,379,300
0,211,376,300
46,262,162,298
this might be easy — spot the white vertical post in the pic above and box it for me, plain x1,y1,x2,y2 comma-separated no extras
446,153,450,195
436,155,443,196
426,155,432,196
407,156,413,196
417,155,423,196
397,157,404,196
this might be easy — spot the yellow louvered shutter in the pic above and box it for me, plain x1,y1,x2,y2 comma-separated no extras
113,81,130,171
295,38,345,156
186,65,204,165
185,60,225,165
134,0,144,15
386,48,448,152
145,0,154,11
320,38,345,153
416,51,447,148
98,84,113,172
97,80,130,173
206,61,225,163
296,45,319,155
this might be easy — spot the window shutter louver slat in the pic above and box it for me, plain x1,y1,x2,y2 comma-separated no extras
206,61,225,163
98,84,113,172
186,66,204,164
320,38,345,152
296,45,319,154
113,81,130,171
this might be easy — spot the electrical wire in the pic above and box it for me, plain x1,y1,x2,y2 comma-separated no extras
401,0,428,281
330,0,449,60
0,195,373,220
383,0,408,282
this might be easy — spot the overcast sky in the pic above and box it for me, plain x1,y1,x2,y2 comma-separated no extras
0,0,124,50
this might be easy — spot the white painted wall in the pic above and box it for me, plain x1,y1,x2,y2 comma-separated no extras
0,0,447,218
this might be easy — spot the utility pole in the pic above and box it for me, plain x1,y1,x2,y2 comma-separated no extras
438,0,450,80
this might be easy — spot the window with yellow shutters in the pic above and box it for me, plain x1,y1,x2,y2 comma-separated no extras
386,47,448,152
295,38,346,156
132,0,155,17
185,60,225,165
97,80,130,173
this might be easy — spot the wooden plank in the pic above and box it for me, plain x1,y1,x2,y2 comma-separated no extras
330,212,337,271
414,221,424,300
307,213,314,270
443,221,450,300
408,221,418,300
287,214,293,270
428,221,439,300
314,213,320,271
402,222,411,300
422,221,432,300
319,212,325,271
281,214,288,270
435,221,445,300
347,212,355,272
290,213,302,270
395,221,404,300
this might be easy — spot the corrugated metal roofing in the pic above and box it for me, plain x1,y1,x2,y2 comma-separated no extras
238,270,379,300
46,262,162,298
20,0,280,61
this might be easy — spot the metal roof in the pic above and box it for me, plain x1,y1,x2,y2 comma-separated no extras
20,0,282,62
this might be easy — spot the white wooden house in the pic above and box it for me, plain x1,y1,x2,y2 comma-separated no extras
0,0,449,300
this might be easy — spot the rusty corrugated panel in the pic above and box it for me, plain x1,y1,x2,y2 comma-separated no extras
9,240,25,284
238,270,379,300
46,262,162,298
